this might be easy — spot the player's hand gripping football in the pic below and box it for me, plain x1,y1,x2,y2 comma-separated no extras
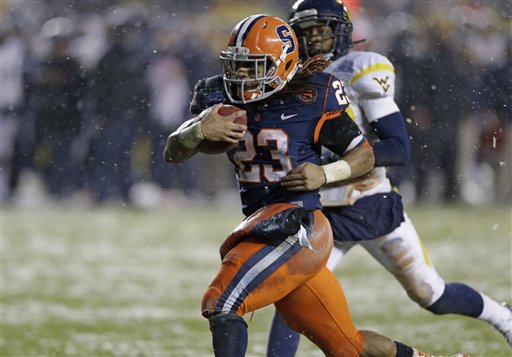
281,162,326,191
200,104,247,144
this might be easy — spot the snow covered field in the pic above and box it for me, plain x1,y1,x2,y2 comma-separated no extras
2,205,510,356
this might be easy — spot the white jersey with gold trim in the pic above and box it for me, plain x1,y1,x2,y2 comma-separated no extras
321,51,400,206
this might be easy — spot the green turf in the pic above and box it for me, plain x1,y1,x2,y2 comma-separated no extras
2,204,511,356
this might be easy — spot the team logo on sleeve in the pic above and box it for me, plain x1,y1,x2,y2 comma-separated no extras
297,86,318,104
372,76,390,93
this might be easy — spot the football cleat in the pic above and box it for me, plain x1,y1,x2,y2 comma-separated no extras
493,303,512,347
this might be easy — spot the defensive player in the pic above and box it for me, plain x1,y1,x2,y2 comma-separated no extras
265,1,512,355
165,14,467,357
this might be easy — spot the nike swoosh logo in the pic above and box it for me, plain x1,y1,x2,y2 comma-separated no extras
281,113,298,120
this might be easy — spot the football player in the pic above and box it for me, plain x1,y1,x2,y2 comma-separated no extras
165,14,468,357
265,1,512,356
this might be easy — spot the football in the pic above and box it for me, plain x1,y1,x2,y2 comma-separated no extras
197,105,247,154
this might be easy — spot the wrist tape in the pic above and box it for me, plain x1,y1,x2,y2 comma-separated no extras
178,121,204,149
322,160,352,184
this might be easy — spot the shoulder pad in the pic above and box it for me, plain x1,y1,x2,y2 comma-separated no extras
189,74,229,114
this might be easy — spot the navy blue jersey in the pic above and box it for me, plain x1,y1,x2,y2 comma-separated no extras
226,71,364,216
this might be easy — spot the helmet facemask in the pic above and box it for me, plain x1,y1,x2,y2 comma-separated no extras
221,45,295,104
289,6,353,60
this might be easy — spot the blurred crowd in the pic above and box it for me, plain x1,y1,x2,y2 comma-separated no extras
0,0,510,209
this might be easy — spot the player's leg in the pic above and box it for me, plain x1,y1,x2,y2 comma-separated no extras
267,311,301,357
275,266,363,357
202,207,333,356
327,240,358,270
266,240,357,357
361,212,512,346
266,191,397,356
274,267,442,357
202,236,265,356
363,336,469,357
208,313,248,356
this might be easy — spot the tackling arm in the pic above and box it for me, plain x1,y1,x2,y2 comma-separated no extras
369,111,411,166
353,55,411,167
280,111,375,191
329,140,374,179
319,110,375,182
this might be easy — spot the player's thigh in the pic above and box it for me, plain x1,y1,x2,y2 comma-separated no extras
202,210,333,317
360,212,445,305
360,213,429,272
241,210,334,313
275,267,363,357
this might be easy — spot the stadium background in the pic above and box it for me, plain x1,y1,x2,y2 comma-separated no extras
1,0,511,356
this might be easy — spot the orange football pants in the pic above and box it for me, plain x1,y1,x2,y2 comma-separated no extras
201,204,363,356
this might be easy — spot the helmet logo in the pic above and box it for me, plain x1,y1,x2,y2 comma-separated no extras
276,25,296,54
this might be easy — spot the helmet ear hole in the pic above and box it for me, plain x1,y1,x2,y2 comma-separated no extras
285,60,293,71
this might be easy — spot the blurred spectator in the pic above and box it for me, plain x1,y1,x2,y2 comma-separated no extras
89,6,150,205
0,0,509,207
476,38,512,203
145,26,194,194
419,26,464,202
385,2,511,205
387,26,430,192
452,2,510,205
30,30,88,199
0,22,27,202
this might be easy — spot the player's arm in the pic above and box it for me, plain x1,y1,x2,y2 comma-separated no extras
362,98,410,166
353,55,411,166
281,110,374,191
319,110,375,180
163,104,247,164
